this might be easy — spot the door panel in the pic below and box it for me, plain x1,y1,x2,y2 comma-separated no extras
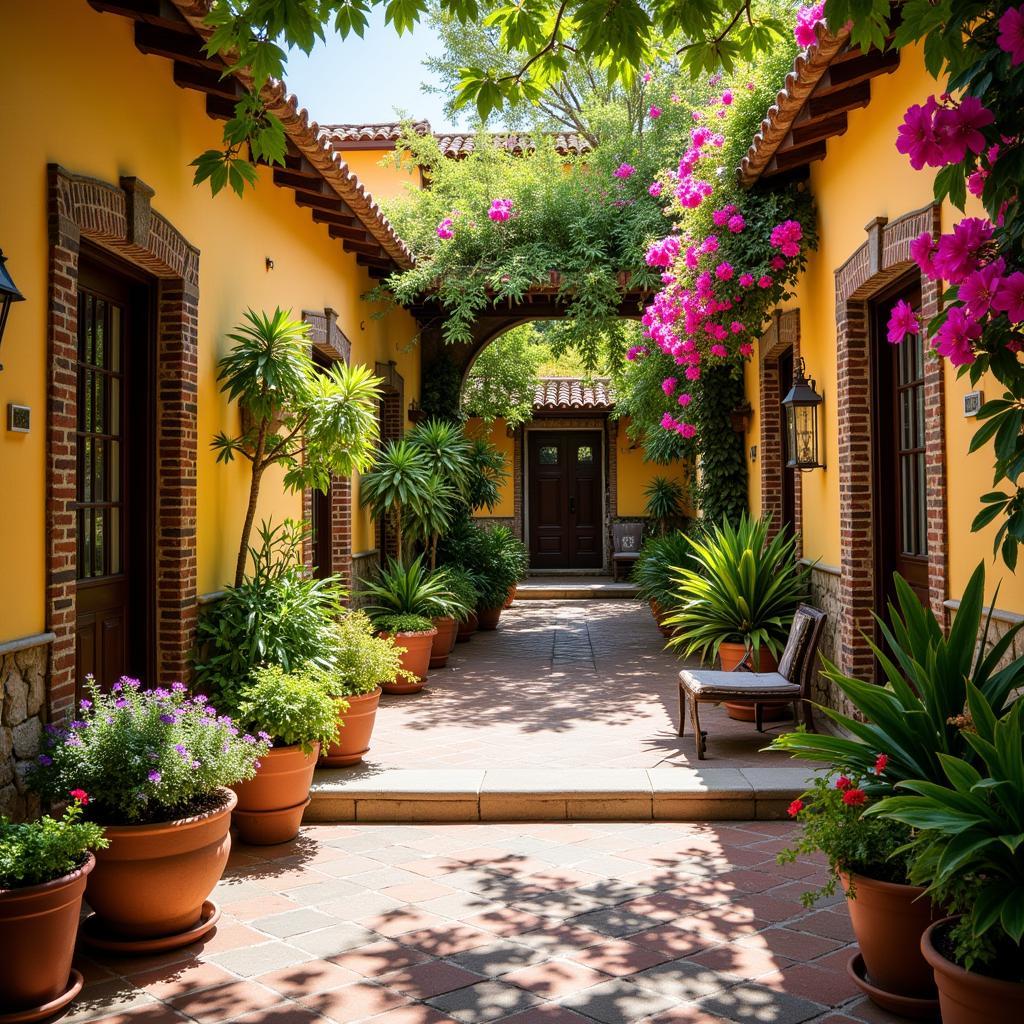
873,282,929,611
528,431,604,569
74,257,152,695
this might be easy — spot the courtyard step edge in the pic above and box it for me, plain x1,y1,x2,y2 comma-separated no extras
305,766,818,824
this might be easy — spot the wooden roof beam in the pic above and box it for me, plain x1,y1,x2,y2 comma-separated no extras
790,111,848,147
173,61,239,101
273,167,332,196
814,48,900,96
294,191,345,214
764,139,828,176
311,209,357,229
806,79,872,119
341,237,389,260
134,21,218,69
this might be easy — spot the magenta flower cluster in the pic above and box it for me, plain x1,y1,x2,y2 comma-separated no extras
488,198,514,222
896,95,994,170
436,217,454,240
794,4,825,49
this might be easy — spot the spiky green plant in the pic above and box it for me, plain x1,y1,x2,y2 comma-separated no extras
631,531,698,610
359,439,432,557
665,514,809,664
642,476,687,535
361,555,467,622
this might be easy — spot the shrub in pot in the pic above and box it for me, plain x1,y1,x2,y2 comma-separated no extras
427,568,473,668
869,694,1024,1022
372,613,437,691
442,567,480,650
0,798,106,1016
781,772,936,1012
29,678,266,950
230,665,342,844
632,531,696,635
474,525,528,628
320,612,414,766
666,514,809,720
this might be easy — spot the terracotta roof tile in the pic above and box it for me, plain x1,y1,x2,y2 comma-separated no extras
533,377,614,411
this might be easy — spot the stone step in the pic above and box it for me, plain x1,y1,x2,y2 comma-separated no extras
305,766,817,824
514,583,639,600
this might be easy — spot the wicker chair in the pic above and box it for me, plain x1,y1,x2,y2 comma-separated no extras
677,603,827,759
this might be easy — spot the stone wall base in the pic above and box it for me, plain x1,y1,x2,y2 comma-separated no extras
1,640,49,820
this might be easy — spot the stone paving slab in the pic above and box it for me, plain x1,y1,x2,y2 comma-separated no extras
71,821,913,1024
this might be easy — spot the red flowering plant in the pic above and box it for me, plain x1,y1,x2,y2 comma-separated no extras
822,0,1024,567
780,766,914,905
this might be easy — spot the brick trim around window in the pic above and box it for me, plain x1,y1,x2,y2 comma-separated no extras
834,203,945,680
46,165,200,718
757,309,803,556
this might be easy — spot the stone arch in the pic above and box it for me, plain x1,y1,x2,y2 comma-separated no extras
46,165,200,718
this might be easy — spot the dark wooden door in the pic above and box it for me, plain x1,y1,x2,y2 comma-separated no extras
310,350,334,579
873,282,929,609
74,256,153,695
528,431,604,569
777,347,797,535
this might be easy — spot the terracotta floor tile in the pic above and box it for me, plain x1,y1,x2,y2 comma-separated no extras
254,958,364,997
686,942,795,980
503,958,611,999
84,1009,192,1024
363,1006,461,1024
401,924,498,957
227,1005,325,1024
756,961,861,1006
381,881,458,903
328,940,433,976
461,908,548,937
734,927,845,962
356,908,453,938
567,939,672,977
301,980,413,1023
127,960,238,1000
498,1008,595,1024
380,960,485,998
195,921,271,955
221,892,300,922
167,980,284,1023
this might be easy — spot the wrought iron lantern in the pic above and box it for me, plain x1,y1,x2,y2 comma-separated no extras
0,250,25,371
782,357,824,470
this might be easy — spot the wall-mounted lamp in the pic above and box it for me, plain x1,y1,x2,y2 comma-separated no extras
0,250,25,371
265,257,274,271
782,356,825,470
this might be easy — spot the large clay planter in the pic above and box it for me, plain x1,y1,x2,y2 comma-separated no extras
503,585,517,609
430,617,458,669
381,628,437,690
86,788,235,939
922,918,1024,1023
0,853,93,1017
718,643,787,721
319,690,381,767
841,872,938,1002
477,605,502,631
650,600,675,638
456,611,478,643
232,745,318,845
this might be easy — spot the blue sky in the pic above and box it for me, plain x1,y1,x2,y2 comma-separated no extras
282,10,468,131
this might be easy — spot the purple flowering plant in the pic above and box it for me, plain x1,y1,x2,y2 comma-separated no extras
29,677,269,824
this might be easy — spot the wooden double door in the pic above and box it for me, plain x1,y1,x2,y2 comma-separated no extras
527,431,604,569
74,253,154,695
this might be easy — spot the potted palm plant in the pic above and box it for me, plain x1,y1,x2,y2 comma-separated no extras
0,796,106,1018
230,664,342,844
870,694,1024,1020
359,439,431,559
319,611,415,766
29,678,266,952
772,562,1024,1015
475,526,528,630
666,515,809,720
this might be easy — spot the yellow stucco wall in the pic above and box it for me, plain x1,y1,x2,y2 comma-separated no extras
341,149,420,203
466,418,516,519
0,0,419,642
744,43,1022,612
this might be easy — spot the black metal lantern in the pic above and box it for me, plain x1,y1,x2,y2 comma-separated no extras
782,357,824,470
0,250,25,371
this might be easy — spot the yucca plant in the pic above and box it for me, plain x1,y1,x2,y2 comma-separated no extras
643,475,687,535
770,561,1024,792
408,418,473,500
212,308,381,586
464,436,509,513
867,692,1024,978
407,472,459,568
665,514,809,664
361,555,467,622
359,439,431,557
632,531,698,611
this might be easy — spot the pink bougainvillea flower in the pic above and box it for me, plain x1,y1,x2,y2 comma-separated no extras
770,220,803,258
933,306,980,365
993,271,1024,323
910,230,938,279
968,169,988,198
715,261,734,281
721,89,733,105
642,70,653,83
613,163,636,179
649,105,662,119
960,259,1005,318
648,181,663,197
934,96,994,164
998,5,1024,65
739,342,754,357
677,393,692,407
730,321,745,334
670,93,681,104
436,218,454,240
739,273,755,288
794,3,825,48
700,235,720,255
710,344,728,357
727,214,746,233
660,412,676,430
677,422,697,438
626,345,648,361
487,198,514,222
661,377,678,396
646,236,681,268
691,110,703,122
934,217,994,283
887,299,920,344
685,365,701,381
757,275,773,288
896,97,945,170
770,256,786,270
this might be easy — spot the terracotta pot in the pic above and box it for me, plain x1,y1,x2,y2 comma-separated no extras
380,628,437,688
650,599,676,638
319,689,382,767
232,744,318,845
922,918,1024,1023
841,871,938,1001
0,853,94,1014
503,585,517,609
430,617,458,669
456,611,478,643
477,605,502,631
719,644,787,721
86,788,236,939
